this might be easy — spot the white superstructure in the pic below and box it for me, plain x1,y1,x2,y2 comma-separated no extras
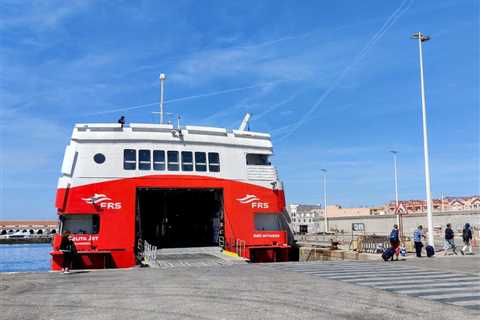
59,123,282,190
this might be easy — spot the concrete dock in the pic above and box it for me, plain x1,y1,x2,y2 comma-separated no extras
1,256,478,320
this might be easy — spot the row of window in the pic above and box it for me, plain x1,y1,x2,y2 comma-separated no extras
123,149,220,172
292,218,313,223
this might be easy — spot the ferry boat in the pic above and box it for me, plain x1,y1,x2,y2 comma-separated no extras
51,82,292,270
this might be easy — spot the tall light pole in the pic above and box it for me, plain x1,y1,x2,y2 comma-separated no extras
411,32,434,247
321,169,328,234
441,192,444,212
159,73,166,124
389,150,400,227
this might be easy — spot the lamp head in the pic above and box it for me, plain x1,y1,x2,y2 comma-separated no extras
411,32,430,42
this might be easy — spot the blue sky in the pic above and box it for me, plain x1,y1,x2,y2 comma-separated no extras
0,0,478,220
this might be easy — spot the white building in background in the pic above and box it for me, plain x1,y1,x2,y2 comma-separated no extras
286,204,322,234
286,204,385,234
0,220,58,236
287,196,480,235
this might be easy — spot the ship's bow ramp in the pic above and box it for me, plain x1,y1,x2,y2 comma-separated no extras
143,246,246,268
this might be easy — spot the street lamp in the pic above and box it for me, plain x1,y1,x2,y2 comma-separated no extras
411,32,434,248
159,73,166,124
320,169,328,234
389,150,400,227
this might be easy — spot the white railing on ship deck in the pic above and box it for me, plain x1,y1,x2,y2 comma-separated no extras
235,239,246,258
143,241,158,267
246,165,278,181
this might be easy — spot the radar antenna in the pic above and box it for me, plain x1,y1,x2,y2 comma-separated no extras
239,113,251,131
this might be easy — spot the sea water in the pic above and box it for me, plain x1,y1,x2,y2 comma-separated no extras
0,243,51,272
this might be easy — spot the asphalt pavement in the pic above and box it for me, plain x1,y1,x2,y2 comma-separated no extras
1,255,478,320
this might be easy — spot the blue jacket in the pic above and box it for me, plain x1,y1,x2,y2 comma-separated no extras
413,229,423,242
390,229,399,242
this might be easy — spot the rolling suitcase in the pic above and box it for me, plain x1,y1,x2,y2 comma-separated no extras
382,247,395,261
426,245,435,257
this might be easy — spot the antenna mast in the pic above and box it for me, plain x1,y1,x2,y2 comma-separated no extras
239,113,251,131
159,73,166,124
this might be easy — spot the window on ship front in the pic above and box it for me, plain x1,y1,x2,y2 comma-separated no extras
60,214,100,234
208,152,220,172
167,151,179,171
195,152,207,172
124,149,136,170
254,213,285,231
181,151,193,171
139,150,151,170
153,150,165,170
246,154,271,166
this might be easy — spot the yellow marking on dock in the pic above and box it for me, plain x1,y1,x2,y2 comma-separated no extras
222,250,239,258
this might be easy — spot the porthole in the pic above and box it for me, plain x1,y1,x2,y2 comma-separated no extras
94,153,106,164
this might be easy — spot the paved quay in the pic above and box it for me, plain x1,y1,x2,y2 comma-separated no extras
270,256,480,311
1,256,478,320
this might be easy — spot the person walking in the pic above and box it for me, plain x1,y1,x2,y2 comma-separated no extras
461,223,473,255
389,224,400,261
443,223,457,256
413,225,425,257
59,230,76,273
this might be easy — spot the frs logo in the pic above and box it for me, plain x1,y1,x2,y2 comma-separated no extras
82,193,122,210
236,194,269,209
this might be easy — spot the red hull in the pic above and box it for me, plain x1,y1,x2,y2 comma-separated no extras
51,175,289,270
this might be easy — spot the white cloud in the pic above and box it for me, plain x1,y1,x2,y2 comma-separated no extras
168,38,353,88
0,0,91,31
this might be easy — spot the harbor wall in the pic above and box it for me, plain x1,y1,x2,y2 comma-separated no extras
0,236,52,245
312,210,479,237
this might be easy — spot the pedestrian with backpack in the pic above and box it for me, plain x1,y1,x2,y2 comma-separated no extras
389,224,400,261
413,225,425,257
461,223,473,255
443,223,457,256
